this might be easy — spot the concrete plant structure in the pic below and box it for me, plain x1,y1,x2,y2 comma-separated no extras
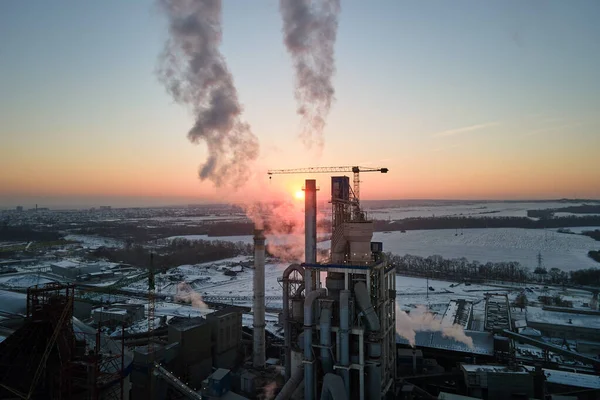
279,174,395,400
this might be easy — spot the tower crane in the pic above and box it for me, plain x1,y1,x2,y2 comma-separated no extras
267,166,388,204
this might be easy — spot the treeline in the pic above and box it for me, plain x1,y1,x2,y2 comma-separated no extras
582,230,600,242
388,252,600,287
569,268,600,287
588,251,600,263
549,204,600,214
0,226,63,242
373,215,600,232
90,238,252,270
206,218,331,237
75,223,210,242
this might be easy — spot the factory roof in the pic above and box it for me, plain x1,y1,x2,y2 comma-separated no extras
438,392,481,400
522,366,600,389
210,368,230,381
396,331,494,355
51,260,80,269
527,306,600,329
460,364,524,373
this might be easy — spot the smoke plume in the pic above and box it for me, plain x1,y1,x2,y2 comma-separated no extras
158,0,259,188
395,305,474,349
261,381,278,400
279,0,341,149
243,196,328,262
175,282,208,310
245,200,306,261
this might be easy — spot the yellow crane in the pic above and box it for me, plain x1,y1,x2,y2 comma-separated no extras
267,166,388,204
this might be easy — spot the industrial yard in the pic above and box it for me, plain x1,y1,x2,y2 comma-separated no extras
1,174,600,399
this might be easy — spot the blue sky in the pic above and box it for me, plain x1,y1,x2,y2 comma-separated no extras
1,1,599,207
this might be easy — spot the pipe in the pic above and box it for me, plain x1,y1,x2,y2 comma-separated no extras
253,228,266,368
274,366,304,400
319,373,348,400
339,290,350,396
320,303,333,374
354,281,380,332
304,288,326,400
354,281,381,400
282,263,305,379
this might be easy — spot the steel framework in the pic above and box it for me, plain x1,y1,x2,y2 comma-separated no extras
267,166,388,204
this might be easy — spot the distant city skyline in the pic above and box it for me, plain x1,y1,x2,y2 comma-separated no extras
1,1,599,207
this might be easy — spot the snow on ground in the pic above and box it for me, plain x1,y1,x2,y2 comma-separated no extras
364,201,589,221
0,274,55,288
150,215,247,222
372,228,598,271
65,234,123,249
526,306,600,329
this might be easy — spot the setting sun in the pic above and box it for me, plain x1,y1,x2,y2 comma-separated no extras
294,190,304,200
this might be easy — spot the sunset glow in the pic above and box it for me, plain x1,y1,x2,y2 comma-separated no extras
1,2,599,209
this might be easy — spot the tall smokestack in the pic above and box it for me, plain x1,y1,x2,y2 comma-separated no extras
304,179,317,292
253,228,266,368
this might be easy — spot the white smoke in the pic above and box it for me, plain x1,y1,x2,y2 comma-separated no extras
244,200,305,262
395,305,474,349
158,0,259,188
261,381,278,400
279,0,341,149
175,282,208,310
243,197,328,263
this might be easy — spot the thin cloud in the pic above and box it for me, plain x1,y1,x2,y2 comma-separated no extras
432,122,499,138
525,122,582,137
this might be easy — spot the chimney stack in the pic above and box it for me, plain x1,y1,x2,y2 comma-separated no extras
304,179,318,293
253,228,266,368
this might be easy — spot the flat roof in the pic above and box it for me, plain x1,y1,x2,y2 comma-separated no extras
522,366,600,389
460,364,526,373
527,306,600,329
210,368,230,381
51,260,80,269
396,331,494,356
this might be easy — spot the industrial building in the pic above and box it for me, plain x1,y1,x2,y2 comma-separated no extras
275,170,396,400
51,260,103,279
0,283,133,399
2,167,600,400
92,303,145,327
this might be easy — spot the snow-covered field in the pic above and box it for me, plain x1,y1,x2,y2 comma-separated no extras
65,234,124,249
363,201,591,221
372,228,598,271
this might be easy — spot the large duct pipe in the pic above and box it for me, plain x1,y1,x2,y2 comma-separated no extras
320,303,333,374
274,366,304,400
282,263,305,379
305,179,318,293
353,281,380,332
320,373,348,400
253,228,266,368
304,288,326,400
354,281,382,399
339,290,350,396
